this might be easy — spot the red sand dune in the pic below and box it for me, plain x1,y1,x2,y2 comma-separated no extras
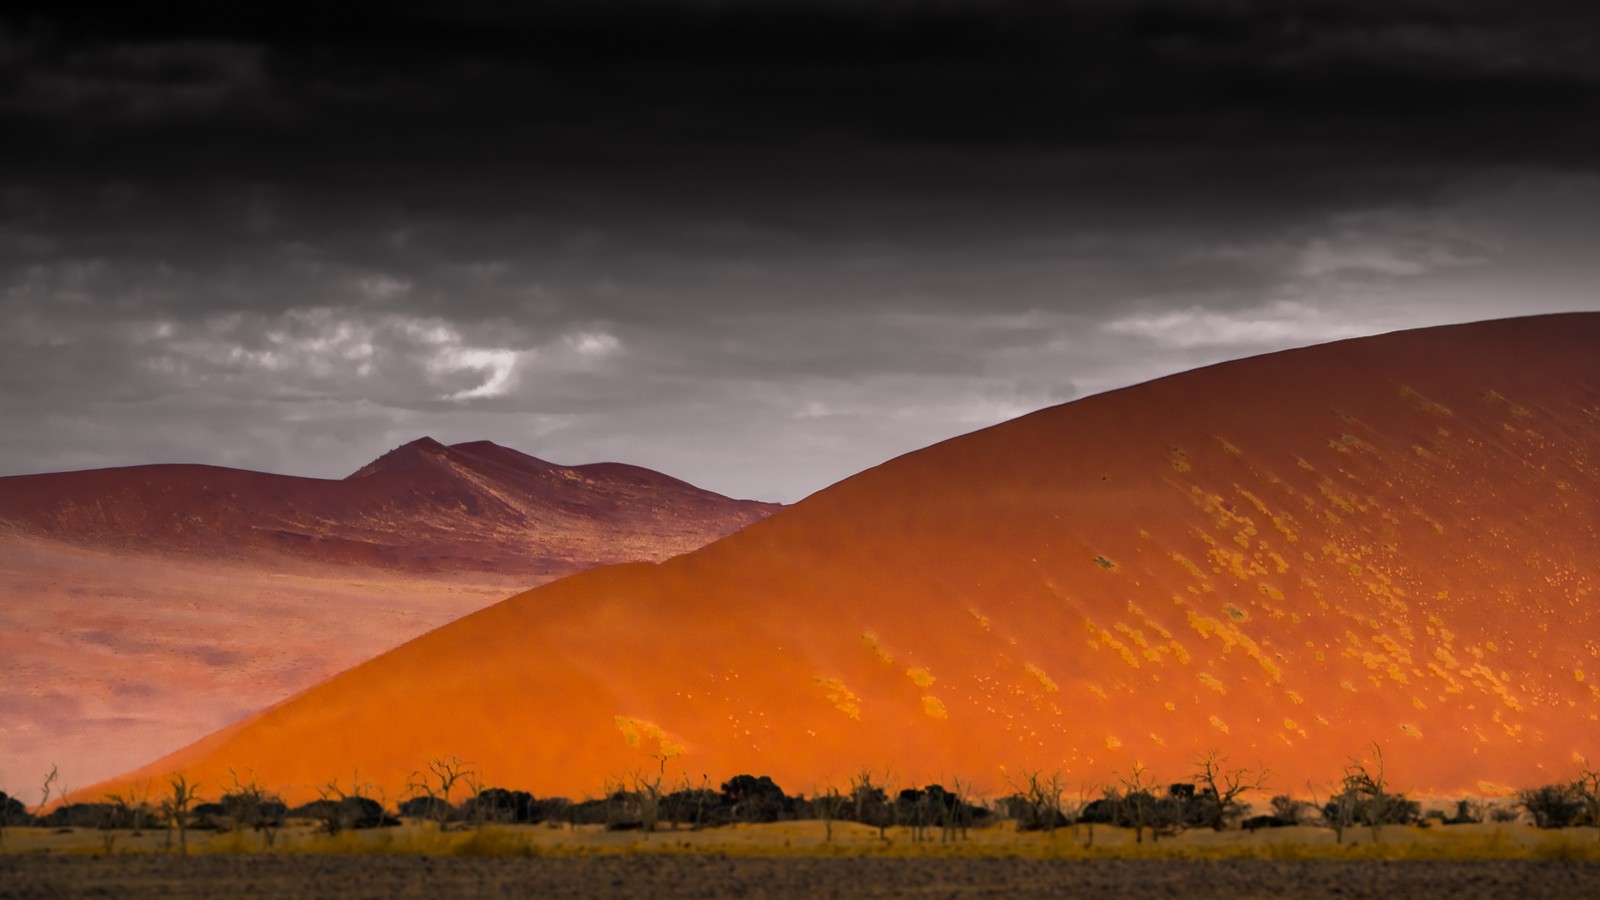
0,442,778,798
91,315,1600,803
0,437,781,580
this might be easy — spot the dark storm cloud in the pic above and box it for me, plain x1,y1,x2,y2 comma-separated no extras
3,1,1598,499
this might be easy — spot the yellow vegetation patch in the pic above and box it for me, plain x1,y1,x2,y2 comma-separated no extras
1024,664,1060,693
812,677,863,720
614,716,687,759
906,667,936,688
1170,447,1191,472
921,695,948,719
968,608,991,631
1171,552,1211,589
1169,640,1192,665
1198,673,1227,694
1105,735,1122,750
860,633,894,665
1400,723,1423,738
1208,714,1230,734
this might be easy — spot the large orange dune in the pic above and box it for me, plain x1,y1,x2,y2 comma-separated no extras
0,441,777,798
90,315,1600,804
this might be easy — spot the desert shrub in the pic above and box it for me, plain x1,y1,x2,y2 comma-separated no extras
289,796,394,832
1269,795,1306,825
661,787,726,829
399,795,453,821
1489,805,1521,824
189,802,230,830
1321,788,1418,827
1,792,35,828
721,774,793,823
1077,796,1118,826
1243,814,1291,830
461,788,541,824
215,792,287,830
1446,799,1484,825
43,803,116,829
1520,783,1585,829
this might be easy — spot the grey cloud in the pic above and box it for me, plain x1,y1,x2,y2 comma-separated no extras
2,1,1599,499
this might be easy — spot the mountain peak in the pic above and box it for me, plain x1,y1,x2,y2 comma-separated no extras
346,436,452,479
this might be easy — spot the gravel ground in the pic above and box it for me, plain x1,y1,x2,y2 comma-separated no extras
5,855,1600,899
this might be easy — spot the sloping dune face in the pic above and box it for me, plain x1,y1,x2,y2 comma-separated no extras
0,441,778,798
99,316,1600,802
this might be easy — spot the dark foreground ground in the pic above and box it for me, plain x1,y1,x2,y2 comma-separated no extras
5,855,1600,899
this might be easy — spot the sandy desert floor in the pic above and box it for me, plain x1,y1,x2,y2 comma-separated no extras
4,820,1600,898
4,853,1600,899
0,534,529,799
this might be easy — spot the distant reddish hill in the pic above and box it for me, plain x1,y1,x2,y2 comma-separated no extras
0,441,778,800
89,315,1600,803
0,438,781,580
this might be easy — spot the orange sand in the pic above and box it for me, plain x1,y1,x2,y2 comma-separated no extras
84,315,1600,804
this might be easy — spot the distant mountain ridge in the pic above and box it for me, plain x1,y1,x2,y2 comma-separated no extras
0,438,780,800
0,437,782,578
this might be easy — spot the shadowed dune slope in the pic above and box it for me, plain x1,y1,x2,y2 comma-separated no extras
0,438,781,579
1,441,778,798
96,315,1600,802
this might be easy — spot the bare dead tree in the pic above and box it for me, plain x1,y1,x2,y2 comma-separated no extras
1575,763,1600,842
160,773,202,855
33,765,58,822
850,770,893,840
1074,781,1100,848
1005,770,1064,836
630,769,663,835
1343,743,1390,841
460,768,488,830
0,765,51,849
945,776,974,843
407,756,475,831
1193,750,1270,831
1306,779,1352,844
1116,763,1160,844
313,770,377,836
101,780,153,853
225,769,284,848
814,784,843,843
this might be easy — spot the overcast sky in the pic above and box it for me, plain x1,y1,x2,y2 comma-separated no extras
3,1,1598,502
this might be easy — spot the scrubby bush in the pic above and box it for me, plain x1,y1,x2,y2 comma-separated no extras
662,786,725,829
721,774,792,823
289,795,394,833
460,788,544,824
1520,783,1585,829
399,795,453,821
0,790,35,843
43,803,116,829
1270,795,1307,825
